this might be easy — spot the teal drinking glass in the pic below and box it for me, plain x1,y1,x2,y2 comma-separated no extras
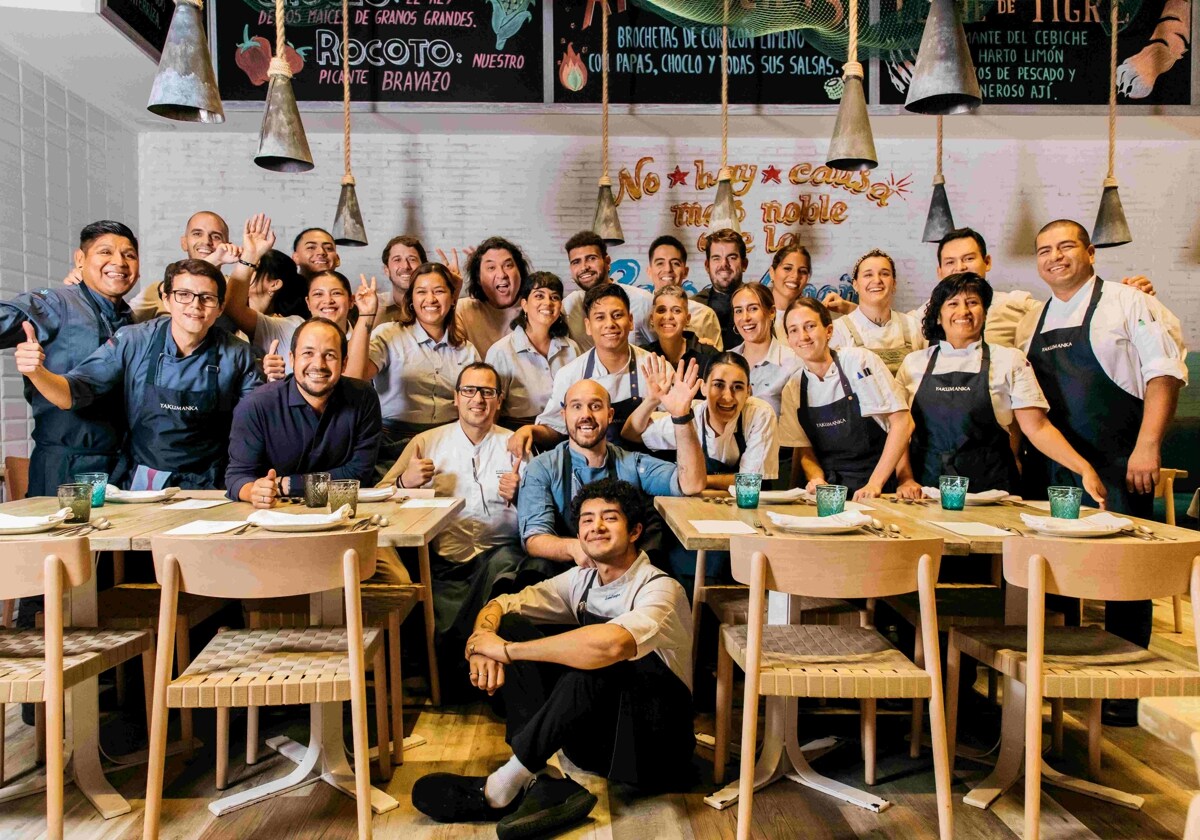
815,484,847,517
734,473,762,510
939,475,969,511
74,472,108,507
1047,485,1083,519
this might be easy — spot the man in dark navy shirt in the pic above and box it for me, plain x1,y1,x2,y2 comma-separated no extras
226,317,381,504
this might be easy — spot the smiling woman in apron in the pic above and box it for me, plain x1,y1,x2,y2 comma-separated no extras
16,260,264,490
345,263,480,479
727,282,802,417
777,297,912,501
894,272,1107,502
768,244,813,339
828,249,928,375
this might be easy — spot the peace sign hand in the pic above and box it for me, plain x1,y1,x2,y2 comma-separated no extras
355,275,379,318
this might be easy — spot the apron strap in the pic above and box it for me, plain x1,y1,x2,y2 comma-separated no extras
575,569,600,623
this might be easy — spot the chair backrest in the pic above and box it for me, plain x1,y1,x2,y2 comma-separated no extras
0,537,91,601
4,456,30,502
1002,537,1200,602
150,530,379,600
729,535,943,599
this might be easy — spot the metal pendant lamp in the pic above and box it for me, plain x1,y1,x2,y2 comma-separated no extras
147,0,225,123
1093,0,1132,247
255,0,314,172
332,0,367,245
709,0,741,233
826,0,877,171
922,117,956,242
592,0,624,245
905,0,982,115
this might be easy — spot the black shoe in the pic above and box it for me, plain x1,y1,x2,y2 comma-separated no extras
411,773,523,823
496,776,598,840
1101,699,1139,727
21,703,34,726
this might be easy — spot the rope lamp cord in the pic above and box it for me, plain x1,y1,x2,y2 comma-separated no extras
1106,0,1118,187
342,0,354,186
269,0,291,78
845,0,862,79
721,0,729,170
601,0,610,185
934,115,944,185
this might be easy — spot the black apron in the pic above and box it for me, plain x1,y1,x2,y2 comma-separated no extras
910,343,1019,492
582,348,642,449
120,323,231,490
797,351,892,492
700,410,746,474
1025,280,1149,516
574,569,695,787
555,445,618,537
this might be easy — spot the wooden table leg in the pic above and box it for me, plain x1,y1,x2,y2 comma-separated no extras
691,549,707,670
418,545,441,706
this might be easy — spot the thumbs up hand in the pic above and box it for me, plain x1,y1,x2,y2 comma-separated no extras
399,457,436,490
249,467,281,509
15,322,45,376
263,338,286,382
498,453,522,505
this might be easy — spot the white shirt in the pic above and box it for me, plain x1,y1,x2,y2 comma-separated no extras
896,340,1049,430
563,284,656,350
728,337,802,416
830,307,928,359
642,397,779,478
368,322,481,425
454,297,521,358
493,552,693,689
1014,277,1188,397
778,347,908,447
685,299,724,350
535,344,652,434
486,326,581,421
381,422,521,564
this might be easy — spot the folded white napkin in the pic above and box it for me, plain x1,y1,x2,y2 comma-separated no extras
247,504,352,527
766,510,872,530
922,487,1014,503
727,486,808,504
356,487,395,503
105,485,180,502
0,508,73,529
1019,512,1133,532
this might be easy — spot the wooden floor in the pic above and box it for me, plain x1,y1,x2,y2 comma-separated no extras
3,597,1199,839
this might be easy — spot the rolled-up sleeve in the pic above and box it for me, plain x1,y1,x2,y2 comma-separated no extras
368,323,394,373
632,452,681,496
493,574,575,623
517,454,561,542
1128,296,1188,386
1003,347,1049,410
740,403,779,479
776,378,811,448
849,350,908,417
608,580,681,659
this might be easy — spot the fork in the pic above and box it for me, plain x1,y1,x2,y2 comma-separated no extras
230,523,257,536
752,515,771,536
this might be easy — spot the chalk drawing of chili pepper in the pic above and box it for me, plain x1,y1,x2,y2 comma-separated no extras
486,0,534,50
235,24,272,86
284,42,311,76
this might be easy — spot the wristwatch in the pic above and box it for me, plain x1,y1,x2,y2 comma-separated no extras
671,409,694,425
237,258,259,270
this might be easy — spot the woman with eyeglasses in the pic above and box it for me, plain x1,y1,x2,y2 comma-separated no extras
485,271,581,431
768,244,812,338
15,259,263,490
346,262,481,478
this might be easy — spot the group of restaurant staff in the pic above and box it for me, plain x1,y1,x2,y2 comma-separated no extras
0,213,1187,732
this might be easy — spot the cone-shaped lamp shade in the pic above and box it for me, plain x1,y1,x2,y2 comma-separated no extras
827,75,877,171
332,182,368,247
921,180,955,242
255,74,314,173
147,1,225,123
592,180,625,246
709,170,741,233
1092,185,1132,248
905,0,982,115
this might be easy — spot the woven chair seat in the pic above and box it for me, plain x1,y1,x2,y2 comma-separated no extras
0,628,152,702
706,586,861,627
98,583,226,631
722,623,931,699
167,627,384,709
951,625,1200,699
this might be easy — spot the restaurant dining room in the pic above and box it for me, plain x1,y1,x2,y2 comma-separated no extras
1,0,1199,838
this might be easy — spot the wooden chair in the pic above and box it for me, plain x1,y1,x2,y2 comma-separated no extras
0,456,30,630
715,535,953,840
0,537,153,839
945,538,1200,840
1157,468,1189,631
143,530,388,840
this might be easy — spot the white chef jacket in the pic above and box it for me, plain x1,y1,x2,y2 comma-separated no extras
830,307,928,357
778,347,908,447
368,321,481,425
641,396,779,478
534,344,653,434
486,326,581,421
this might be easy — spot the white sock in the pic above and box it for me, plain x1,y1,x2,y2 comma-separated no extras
484,755,535,808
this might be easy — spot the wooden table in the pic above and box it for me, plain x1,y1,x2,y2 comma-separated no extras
654,495,950,815
0,492,464,821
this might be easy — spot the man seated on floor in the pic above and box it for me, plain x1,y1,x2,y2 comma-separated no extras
379,362,551,651
225,316,381,505
412,478,695,839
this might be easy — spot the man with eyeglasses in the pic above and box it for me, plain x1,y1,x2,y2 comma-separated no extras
379,362,548,665
16,259,263,490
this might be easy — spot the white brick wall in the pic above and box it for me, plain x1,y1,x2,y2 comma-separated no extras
138,125,1200,349
0,44,138,458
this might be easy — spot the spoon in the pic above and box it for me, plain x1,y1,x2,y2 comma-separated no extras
1137,525,1175,541
870,518,898,539
887,523,909,539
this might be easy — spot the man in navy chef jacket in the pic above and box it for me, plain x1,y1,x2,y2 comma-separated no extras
16,259,263,490
226,317,382,504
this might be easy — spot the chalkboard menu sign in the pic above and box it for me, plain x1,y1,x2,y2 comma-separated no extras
877,0,1190,106
101,0,174,61
552,0,868,105
214,0,543,104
